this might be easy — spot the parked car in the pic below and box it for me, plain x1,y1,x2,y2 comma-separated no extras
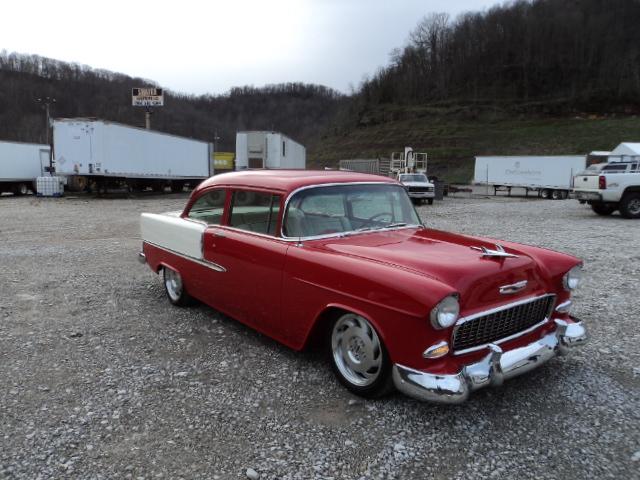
139,170,587,403
397,173,435,204
573,160,640,218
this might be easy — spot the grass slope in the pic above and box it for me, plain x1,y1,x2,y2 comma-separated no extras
307,113,640,183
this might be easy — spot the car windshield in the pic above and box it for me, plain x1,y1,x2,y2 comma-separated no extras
283,183,422,238
399,174,428,182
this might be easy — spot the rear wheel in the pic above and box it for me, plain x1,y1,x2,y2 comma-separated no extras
540,189,551,199
427,198,434,205
328,313,393,398
591,203,616,216
551,189,562,200
170,181,184,193
162,267,193,306
619,193,640,219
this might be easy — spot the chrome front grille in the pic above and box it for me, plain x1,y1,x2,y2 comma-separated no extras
452,295,556,353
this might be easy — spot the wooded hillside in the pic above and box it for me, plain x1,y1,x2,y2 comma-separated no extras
356,0,640,112
0,51,344,151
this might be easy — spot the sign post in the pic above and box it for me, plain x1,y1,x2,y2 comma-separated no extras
132,88,164,129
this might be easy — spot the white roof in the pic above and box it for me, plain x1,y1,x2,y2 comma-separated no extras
589,151,611,156
611,143,640,155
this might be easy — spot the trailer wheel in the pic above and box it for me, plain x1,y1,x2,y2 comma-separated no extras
551,189,563,200
619,193,640,219
170,181,185,193
540,189,552,199
152,183,165,193
13,183,29,196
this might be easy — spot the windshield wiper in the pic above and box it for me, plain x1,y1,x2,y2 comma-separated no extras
383,222,407,229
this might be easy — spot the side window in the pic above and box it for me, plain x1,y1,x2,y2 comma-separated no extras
187,189,226,225
229,190,281,235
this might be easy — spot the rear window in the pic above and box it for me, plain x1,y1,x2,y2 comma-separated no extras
229,190,281,236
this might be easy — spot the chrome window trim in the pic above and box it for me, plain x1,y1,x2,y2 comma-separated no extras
451,293,556,356
279,181,424,241
145,241,226,273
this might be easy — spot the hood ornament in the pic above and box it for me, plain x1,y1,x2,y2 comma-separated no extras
471,244,519,259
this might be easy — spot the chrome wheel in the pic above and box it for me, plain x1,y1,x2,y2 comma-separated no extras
164,268,183,302
331,314,382,387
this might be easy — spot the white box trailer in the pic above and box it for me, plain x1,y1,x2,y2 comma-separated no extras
0,140,51,195
53,119,213,192
235,131,305,170
474,156,587,199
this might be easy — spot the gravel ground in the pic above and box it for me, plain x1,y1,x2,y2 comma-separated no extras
0,191,639,480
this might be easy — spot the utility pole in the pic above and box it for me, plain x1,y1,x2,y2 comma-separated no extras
35,96,56,144
35,96,56,173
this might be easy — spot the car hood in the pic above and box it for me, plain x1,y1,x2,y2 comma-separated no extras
313,227,553,310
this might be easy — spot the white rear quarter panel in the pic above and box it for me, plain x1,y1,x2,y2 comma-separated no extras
141,213,206,260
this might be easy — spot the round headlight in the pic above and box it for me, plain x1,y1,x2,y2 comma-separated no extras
430,295,460,329
563,265,583,291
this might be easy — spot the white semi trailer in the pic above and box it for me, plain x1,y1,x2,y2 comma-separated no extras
0,141,51,195
474,156,587,199
53,119,213,192
235,131,305,170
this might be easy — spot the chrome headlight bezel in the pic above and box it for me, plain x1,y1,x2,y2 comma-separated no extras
430,295,460,329
563,264,583,291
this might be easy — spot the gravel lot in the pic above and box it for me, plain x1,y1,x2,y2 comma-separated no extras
1,191,639,480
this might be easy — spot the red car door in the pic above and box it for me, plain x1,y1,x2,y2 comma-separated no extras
202,190,290,341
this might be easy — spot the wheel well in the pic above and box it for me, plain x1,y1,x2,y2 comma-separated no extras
622,186,640,196
303,307,349,351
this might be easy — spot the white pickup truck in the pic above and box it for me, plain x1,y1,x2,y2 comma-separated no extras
397,173,435,205
573,160,640,218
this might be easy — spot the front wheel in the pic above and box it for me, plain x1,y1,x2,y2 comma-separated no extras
619,193,640,219
328,313,393,398
162,267,193,306
591,203,616,216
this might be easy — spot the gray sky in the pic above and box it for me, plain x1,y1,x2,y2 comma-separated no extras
1,0,501,95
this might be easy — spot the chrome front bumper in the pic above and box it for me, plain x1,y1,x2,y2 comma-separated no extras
392,319,587,404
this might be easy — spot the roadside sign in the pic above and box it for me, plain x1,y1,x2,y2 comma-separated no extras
132,88,164,107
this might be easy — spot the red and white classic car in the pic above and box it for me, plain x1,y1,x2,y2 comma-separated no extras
139,170,587,403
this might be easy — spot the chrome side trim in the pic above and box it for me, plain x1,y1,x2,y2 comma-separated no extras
393,319,587,404
145,241,226,273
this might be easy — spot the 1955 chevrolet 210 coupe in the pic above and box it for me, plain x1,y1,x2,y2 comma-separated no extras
139,170,587,403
